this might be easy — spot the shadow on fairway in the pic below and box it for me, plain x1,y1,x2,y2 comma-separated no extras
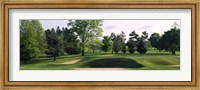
20,55,81,65
84,58,144,68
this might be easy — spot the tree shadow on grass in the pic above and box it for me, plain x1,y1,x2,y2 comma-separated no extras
20,55,82,65
117,53,177,56
83,58,144,68
20,59,53,65
38,55,81,60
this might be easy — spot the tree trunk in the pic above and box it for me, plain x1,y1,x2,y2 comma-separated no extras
54,56,56,61
112,48,113,54
24,59,27,64
172,51,176,55
93,49,95,54
81,44,85,56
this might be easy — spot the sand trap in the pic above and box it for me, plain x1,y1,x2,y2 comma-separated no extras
62,59,81,64
75,68,128,70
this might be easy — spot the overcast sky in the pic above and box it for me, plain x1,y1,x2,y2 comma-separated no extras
39,20,180,40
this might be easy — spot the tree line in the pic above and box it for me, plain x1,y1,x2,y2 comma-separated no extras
20,20,180,64
108,27,180,55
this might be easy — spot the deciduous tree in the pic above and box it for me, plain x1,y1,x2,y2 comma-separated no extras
31,20,47,53
88,38,103,53
20,20,39,64
63,27,81,54
68,20,103,56
148,33,161,49
157,27,180,55
101,36,112,53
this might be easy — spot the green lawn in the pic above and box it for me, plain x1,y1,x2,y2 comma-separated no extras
20,50,180,70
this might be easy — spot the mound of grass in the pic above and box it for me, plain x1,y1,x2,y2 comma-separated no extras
83,58,144,68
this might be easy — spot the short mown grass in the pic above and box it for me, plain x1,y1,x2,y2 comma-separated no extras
20,50,180,70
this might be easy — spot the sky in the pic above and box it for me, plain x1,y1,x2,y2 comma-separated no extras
39,20,180,41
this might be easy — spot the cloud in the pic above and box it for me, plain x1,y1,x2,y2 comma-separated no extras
104,25,116,29
137,25,152,30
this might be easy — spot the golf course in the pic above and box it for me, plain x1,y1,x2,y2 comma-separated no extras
20,20,180,70
20,50,180,70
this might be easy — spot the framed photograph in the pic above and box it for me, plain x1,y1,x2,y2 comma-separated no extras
1,0,199,89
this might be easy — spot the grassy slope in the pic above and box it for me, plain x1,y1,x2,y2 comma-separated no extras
20,50,180,70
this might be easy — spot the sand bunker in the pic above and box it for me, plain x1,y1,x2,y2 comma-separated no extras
62,59,81,64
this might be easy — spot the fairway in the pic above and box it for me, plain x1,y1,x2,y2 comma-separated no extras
20,51,180,70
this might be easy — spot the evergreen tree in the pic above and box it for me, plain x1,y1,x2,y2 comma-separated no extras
136,38,148,54
45,28,64,61
136,31,148,54
110,33,116,54
120,31,126,54
113,35,123,54
127,31,138,53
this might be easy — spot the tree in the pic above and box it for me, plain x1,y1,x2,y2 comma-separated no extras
120,31,126,54
56,26,63,35
148,33,161,49
101,36,112,52
110,32,126,54
88,38,103,53
45,28,64,61
56,26,65,55
20,20,39,64
31,20,47,53
157,27,180,55
63,27,81,54
68,20,103,56
157,38,165,51
113,35,123,54
127,40,135,53
136,38,148,54
110,33,116,54
122,45,127,54
127,31,138,53
136,31,148,54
